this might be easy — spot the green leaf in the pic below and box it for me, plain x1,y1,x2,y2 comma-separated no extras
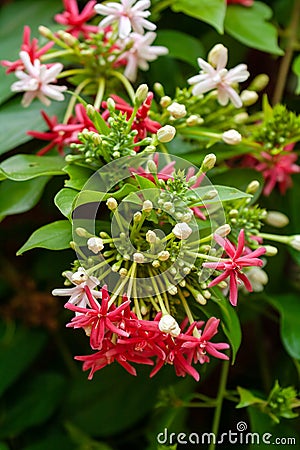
17,220,72,255
74,183,138,207
54,188,78,219
0,322,46,396
225,2,283,55
292,54,300,95
0,177,50,217
0,155,65,180
266,294,300,359
236,386,265,408
22,429,74,450
0,372,65,439
0,97,66,155
172,0,226,34
65,423,113,450
210,288,242,363
189,185,251,206
155,30,204,67
63,165,94,190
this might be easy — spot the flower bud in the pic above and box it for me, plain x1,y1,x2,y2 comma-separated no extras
208,44,228,67
147,159,157,173
160,96,172,107
249,74,269,92
38,25,53,39
57,30,78,46
75,227,90,237
201,153,216,172
234,112,249,124
167,102,187,119
142,200,153,213
157,125,176,143
133,211,142,222
133,252,145,263
265,211,289,228
71,267,88,284
146,230,157,243
87,237,104,254
246,180,260,194
106,197,118,210
158,314,181,337
135,84,148,104
186,115,204,126
215,224,231,237
119,268,128,277
154,82,165,97
107,97,115,111
264,245,278,256
158,250,170,261
240,90,259,106
222,129,242,145
289,235,300,251
195,292,207,305
203,189,218,200
172,223,192,240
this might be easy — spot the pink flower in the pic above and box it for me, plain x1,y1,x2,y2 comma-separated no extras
95,0,156,39
1,26,54,74
203,229,266,306
227,0,254,6
65,285,131,350
102,92,161,141
55,0,99,38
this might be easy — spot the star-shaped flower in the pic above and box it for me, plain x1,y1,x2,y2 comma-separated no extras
55,0,99,38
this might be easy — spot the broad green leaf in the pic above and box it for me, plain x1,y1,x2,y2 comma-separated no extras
0,372,65,439
225,2,283,55
63,165,94,190
292,55,300,95
266,294,300,359
0,154,65,180
0,177,49,217
210,287,242,363
0,97,66,155
54,188,78,219
22,429,74,450
17,220,72,255
172,0,226,34
155,30,204,68
74,183,138,207
236,386,265,408
189,185,251,206
0,322,46,396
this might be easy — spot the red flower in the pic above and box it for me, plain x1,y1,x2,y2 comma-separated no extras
203,229,266,306
1,26,54,73
102,93,161,142
65,285,131,350
55,0,99,38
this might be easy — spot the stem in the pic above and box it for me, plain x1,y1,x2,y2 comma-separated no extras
94,78,106,110
110,70,135,102
41,49,74,61
63,78,92,124
259,232,289,244
209,360,230,450
272,0,300,105
177,288,196,327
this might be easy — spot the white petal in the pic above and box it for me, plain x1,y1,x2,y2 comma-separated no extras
119,15,132,38
42,63,63,83
21,91,36,107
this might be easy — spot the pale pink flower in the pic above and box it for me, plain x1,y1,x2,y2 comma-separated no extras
11,51,67,107
121,32,168,81
95,0,156,38
188,44,249,108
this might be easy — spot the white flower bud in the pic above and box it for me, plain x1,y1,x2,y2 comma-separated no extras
222,129,242,145
203,189,218,200
142,200,153,213
158,314,181,337
289,235,300,251
71,267,88,285
167,102,187,119
133,211,142,222
157,125,176,143
195,293,207,305
167,284,178,295
75,227,90,237
246,180,260,194
106,197,118,210
158,250,170,261
240,90,259,106
172,223,192,240
242,266,268,293
133,252,145,263
186,115,204,126
201,153,216,171
87,237,104,254
208,44,228,68
135,84,148,104
264,245,278,256
152,260,160,268
146,230,157,243
160,96,172,107
119,268,128,277
147,159,157,173
265,211,289,228
215,224,231,237
234,112,249,124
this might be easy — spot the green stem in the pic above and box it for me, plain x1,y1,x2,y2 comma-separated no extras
41,49,74,61
177,288,196,327
272,0,300,105
57,68,90,79
110,70,135,102
259,232,289,244
94,78,106,110
63,78,92,123
209,360,230,450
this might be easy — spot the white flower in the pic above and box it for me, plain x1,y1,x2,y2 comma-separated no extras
187,44,249,108
222,129,242,145
290,235,300,251
142,200,153,212
52,268,101,308
87,237,104,254
95,0,156,39
121,32,168,81
157,125,176,143
11,51,67,107
158,314,181,337
172,222,192,240
133,252,145,263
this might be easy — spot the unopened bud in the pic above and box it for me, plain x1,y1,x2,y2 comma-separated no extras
222,129,242,145
234,112,249,124
57,30,77,46
249,74,269,92
168,284,178,295
133,211,142,222
264,245,278,256
146,159,157,173
186,115,204,126
75,227,90,237
71,267,88,284
265,211,289,228
203,189,218,200
87,237,104,254
167,102,187,119
119,268,128,277
86,104,95,119
158,314,181,337
157,125,176,143
201,153,216,171
196,293,207,305
133,252,145,263
158,250,170,261
154,82,165,97
215,224,231,237
208,44,228,68
160,96,172,107
135,84,149,104
246,180,260,194
38,25,53,39
152,259,160,268
240,90,258,106
142,200,153,213
172,223,192,240
107,97,115,111
106,197,118,210
289,235,300,251
146,230,157,243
